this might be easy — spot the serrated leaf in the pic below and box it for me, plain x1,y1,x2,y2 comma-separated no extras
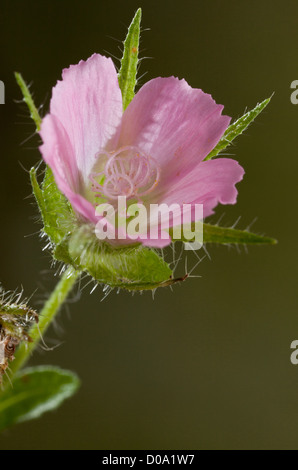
205,97,271,160
0,366,80,431
58,224,174,290
118,8,142,110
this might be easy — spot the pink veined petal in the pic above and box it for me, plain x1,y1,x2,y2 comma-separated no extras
159,158,245,218
40,114,97,223
113,77,230,184
50,53,123,184
40,114,78,190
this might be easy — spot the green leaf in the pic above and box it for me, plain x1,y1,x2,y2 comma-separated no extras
0,366,80,431
15,72,42,131
205,97,271,160
118,8,142,110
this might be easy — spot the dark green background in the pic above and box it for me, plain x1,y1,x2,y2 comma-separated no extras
0,0,297,450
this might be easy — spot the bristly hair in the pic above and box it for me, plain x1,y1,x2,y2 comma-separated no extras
0,286,38,384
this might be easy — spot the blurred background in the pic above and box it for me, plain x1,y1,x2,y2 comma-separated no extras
0,0,297,450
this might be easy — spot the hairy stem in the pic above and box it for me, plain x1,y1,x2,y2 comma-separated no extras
6,266,80,383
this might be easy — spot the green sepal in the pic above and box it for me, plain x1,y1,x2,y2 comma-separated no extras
31,169,174,290
118,8,142,110
203,222,276,244
205,97,271,160
30,167,75,245
14,72,42,131
0,366,80,432
170,222,277,245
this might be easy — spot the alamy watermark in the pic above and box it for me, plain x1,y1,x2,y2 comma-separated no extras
94,196,203,250
290,340,298,364
0,81,4,104
290,80,298,104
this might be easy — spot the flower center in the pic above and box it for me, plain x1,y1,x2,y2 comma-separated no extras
90,146,160,201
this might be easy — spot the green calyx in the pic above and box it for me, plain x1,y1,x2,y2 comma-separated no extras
30,167,175,291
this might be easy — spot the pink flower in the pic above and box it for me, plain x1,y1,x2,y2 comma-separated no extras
39,53,244,248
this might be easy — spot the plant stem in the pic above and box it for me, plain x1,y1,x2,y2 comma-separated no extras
7,266,80,380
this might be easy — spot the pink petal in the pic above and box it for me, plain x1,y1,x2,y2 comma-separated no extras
40,114,97,223
113,77,230,182
50,53,123,183
141,234,172,248
160,158,245,218
65,191,97,223
40,115,78,188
